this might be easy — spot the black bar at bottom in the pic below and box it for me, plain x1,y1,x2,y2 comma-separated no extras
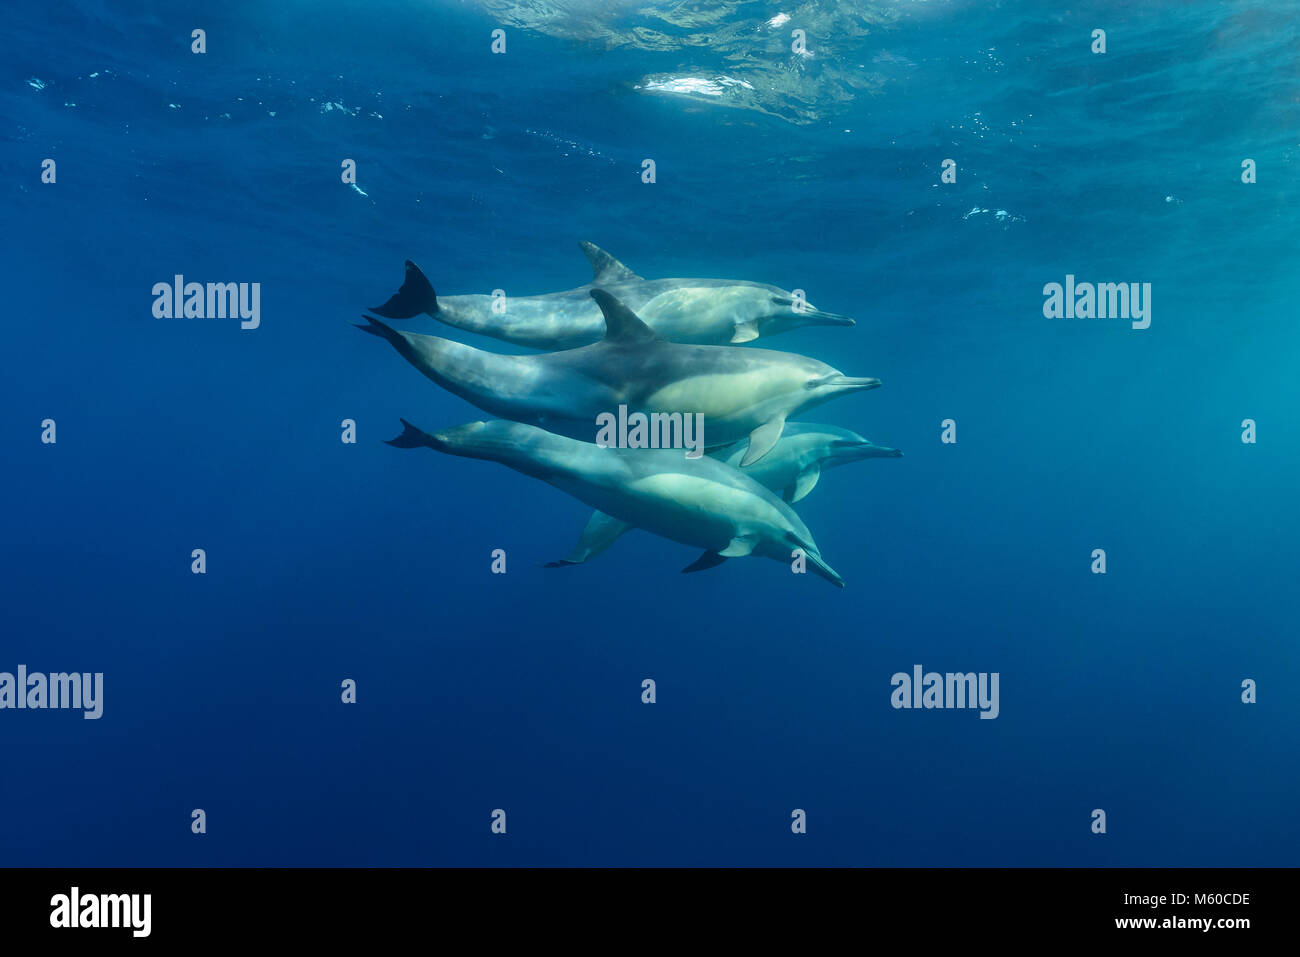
0,867,1276,943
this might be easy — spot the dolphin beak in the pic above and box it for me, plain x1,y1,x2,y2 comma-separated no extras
809,555,846,589
830,375,881,393
834,438,903,459
803,309,855,327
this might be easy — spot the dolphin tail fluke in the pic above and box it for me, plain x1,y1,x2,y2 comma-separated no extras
384,418,439,451
355,313,405,346
371,260,438,319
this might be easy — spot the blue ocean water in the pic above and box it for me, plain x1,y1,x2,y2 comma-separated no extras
2,0,1298,866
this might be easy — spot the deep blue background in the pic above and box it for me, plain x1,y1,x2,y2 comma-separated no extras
2,0,1297,865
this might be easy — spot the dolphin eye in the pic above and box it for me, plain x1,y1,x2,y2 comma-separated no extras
770,296,793,307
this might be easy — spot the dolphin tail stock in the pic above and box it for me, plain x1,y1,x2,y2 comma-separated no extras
371,260,438,319
356,312,443,374
355,312,448,372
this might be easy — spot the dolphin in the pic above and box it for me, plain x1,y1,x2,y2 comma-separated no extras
387,418,846,587
357,289,881,467
370,241,855,349
550,422,903,567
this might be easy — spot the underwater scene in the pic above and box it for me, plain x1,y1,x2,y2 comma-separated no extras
2,0,1298,867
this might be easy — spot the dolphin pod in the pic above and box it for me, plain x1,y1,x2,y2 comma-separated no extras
371,241,855,350
386,418,847,588
364,246,898,587
358,289,879,467
548,422,902,567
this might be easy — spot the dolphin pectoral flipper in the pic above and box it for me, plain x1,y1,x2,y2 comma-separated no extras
787,465,821,503
372,260,438,319
718,536,755,557
740,415,786,467
682,551,728,573
682,538,754,574
545,510,632,567
730,320,759,344
579,241,643,283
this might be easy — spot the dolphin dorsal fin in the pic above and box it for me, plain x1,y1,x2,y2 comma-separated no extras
590,289,659,344
579,241,642,283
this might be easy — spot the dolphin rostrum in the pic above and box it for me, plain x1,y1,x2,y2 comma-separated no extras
357,289,880,467
387,418,846,587
370,241,855,349
549,422,902,567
